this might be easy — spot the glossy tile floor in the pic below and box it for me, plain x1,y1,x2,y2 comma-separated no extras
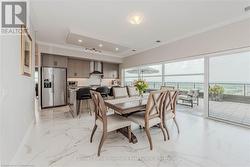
11,105,250,167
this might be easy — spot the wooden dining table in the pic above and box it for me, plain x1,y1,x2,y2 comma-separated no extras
105,96,148,143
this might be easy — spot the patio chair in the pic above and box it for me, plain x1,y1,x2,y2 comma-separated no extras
178,89,199,107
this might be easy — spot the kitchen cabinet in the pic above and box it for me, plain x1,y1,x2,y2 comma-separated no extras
42,53,68,68
103,62,119,79
67,58,90,78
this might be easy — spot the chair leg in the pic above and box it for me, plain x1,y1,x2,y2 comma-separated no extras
145,126,153,150
173,117,180,134
87,99,92,116
159,123,166,141
163,117,170,140
77,100,81,118
90,124,97,143
128,126,132,143
98,130,107,156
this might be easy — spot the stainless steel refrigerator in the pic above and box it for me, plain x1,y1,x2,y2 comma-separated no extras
41,67,67,108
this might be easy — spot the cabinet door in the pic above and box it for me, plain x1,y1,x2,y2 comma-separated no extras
42,54,68,68
75,61,84,78
42,54,54,67
67,59,77,78
67,59,90,78
53,55,68,68
103,63,119,79
81,60,90,77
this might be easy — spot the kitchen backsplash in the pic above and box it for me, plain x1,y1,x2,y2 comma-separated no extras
68,76,120,87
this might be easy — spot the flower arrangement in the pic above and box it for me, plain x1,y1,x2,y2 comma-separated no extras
134,80,148,96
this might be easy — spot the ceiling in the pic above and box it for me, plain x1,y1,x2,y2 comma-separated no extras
31,0,250,58
66,32,129,54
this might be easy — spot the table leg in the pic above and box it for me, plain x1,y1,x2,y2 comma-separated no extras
118,127,138,144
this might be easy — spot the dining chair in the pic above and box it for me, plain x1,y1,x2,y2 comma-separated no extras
113,87,129,99
90,90,132,156
128,90,167,150
127,86,139,97
162,90,179,140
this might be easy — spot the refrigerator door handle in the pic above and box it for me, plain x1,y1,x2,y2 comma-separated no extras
52,73,54,93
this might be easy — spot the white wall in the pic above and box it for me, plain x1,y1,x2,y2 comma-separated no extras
122,18,250,68
0,4,36,165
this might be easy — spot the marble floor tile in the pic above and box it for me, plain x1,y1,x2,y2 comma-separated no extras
10,106,250,167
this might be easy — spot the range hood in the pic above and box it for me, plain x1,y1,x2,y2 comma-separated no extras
89,61,103,75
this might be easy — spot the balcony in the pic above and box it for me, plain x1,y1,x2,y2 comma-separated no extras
125,81,250,126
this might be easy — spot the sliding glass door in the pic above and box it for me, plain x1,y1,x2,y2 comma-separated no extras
124,67,140,86
123,50,250,126
140,64,163,89
164,59,204,116
208,51,250,126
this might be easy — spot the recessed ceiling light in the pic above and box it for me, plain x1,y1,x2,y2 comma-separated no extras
115,48,119,51
245,6,250,12
98,44,103,47
156,40,161,43
132,49,137,52
78,39,82,43
128,13,144,25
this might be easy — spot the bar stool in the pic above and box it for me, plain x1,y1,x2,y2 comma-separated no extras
77,87,92,116
96,86,110,99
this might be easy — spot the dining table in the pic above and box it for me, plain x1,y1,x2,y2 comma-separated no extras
104,95,149,144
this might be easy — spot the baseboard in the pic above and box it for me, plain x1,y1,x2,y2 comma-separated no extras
10,119,35,163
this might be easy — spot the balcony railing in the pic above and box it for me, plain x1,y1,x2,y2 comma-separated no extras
124,81,250,97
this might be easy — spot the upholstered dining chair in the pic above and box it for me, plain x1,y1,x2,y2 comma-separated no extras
113,87,129,99
162,90,179,140
127,86,139,97
128,90,167,150
90,90,132,156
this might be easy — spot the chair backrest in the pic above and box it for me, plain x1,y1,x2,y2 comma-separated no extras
164,90,178,114
90,90,107,125
113,87,129,99
145,90,167,121
187,89,199,98
77,87,91,100
109,86,120,96
127,86,139,97
96,86,110,97
160,86,175,90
